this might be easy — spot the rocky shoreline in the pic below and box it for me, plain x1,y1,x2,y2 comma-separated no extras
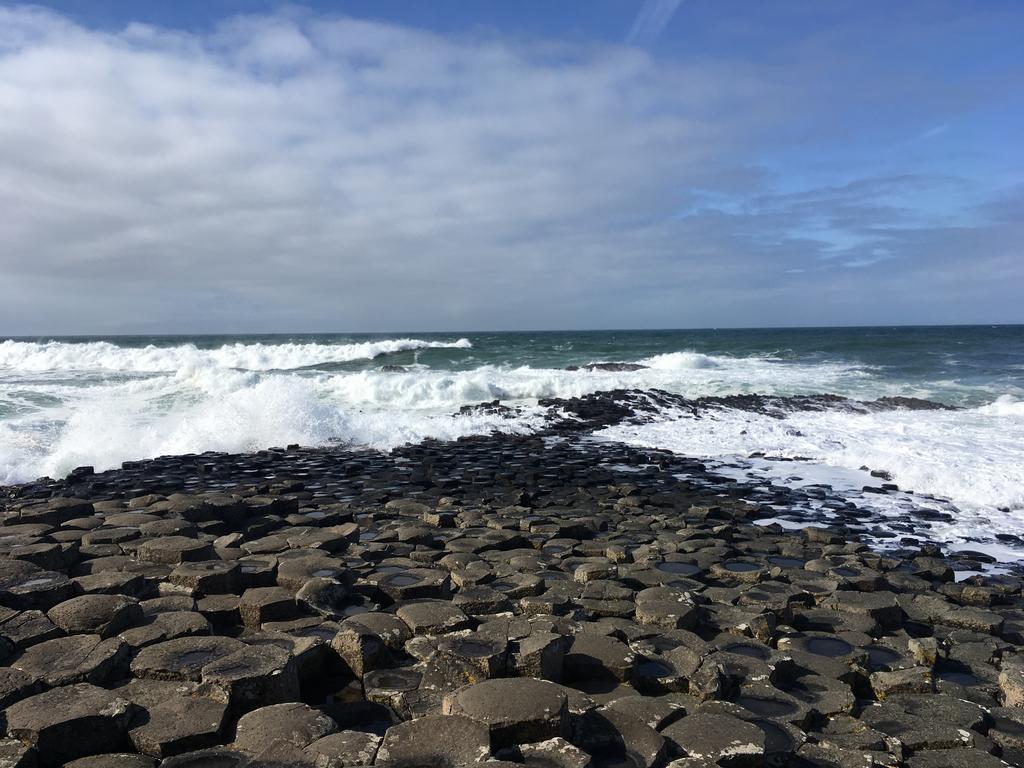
2,393,1024,767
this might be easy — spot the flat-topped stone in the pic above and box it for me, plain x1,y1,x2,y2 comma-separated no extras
11,633,128,687
375,714,491,767
64,754,157,768
5,683,135,764
130,635,247,681
303,730,381,768
232,702,337,754
136,537,213,565
442,678,570,749
395,600,471,636
129,694,227,758
238,586,299,628
200,643,300,711
661,712,766,766
47,594,143,637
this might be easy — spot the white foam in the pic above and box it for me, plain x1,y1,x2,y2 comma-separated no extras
3,337,1020,556
596,398,1024,550
0,372,543,484
0,338,472,373
640,351,721,369
0,347,927,487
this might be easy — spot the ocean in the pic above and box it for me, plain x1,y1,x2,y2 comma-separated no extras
1,327,1022,559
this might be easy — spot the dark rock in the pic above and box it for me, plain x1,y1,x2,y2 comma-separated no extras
129,695,227,758
64,755,156,768
661,712,766,766
564,633,635,683
442,678,570,749
47,594,143,638
302,730,381,767
11,634,128,687
232,702,336,754
130,636,247,682
136,538,213,565
375,714,490,766
238,587,299,628
4,683,135,765
200,644,300,712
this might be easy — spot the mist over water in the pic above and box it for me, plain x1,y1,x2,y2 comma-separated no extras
1,327,1022,554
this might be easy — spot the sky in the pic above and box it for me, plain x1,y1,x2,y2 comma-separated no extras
0,1,1022,334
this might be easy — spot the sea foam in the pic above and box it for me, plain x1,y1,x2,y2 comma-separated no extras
0,338,472,373
596,396,1024,545
0,349,861,484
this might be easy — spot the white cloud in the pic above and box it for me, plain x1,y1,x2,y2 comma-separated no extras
0,6,763,332
0,6,1019,333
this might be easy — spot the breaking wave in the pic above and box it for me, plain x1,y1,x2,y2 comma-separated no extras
0,338,472,373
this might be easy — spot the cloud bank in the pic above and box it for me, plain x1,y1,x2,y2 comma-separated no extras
0,5,1020,333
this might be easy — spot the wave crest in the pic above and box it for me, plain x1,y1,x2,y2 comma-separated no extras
0,338,472,373
640,350,722,369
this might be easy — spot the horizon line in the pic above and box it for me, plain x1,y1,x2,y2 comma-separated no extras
3,322,1023,339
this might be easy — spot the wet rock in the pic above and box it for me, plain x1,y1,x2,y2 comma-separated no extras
436,634,509,680
781,674,855,719
362,668,423,716
276,556,347,591
378,568,451,602
16,498,93,526
6,404,1024,768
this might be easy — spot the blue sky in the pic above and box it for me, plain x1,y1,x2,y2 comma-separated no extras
0,0,1021,332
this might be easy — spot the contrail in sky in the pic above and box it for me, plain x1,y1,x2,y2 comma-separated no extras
626,0,685,47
